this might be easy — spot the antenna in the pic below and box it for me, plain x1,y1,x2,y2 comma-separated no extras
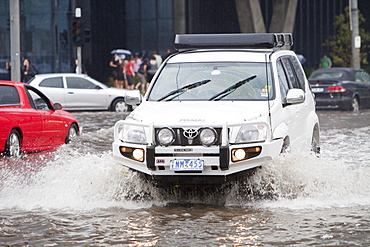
265,54,273,139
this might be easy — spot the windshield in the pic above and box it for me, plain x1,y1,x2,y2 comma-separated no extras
311,72,342,79
147,62,274,101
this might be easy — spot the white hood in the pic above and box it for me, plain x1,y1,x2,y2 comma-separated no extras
127,101,272,126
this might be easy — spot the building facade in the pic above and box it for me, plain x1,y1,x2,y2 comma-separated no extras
1,0,369,83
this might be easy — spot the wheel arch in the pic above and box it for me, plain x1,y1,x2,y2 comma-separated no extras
109,96,125,111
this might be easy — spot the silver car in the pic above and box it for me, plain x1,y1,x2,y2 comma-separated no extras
29,73,132,112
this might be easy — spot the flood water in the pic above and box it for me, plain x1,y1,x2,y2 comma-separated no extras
2,110,370,246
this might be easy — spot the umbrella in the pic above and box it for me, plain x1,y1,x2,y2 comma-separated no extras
296,54,306,65
111,49,132,60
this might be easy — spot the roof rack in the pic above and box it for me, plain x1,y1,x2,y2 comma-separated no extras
174,33,293,51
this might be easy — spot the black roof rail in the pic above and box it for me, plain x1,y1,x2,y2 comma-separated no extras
174,33,293,51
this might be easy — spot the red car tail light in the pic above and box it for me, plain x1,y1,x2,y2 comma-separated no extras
327,86,346,92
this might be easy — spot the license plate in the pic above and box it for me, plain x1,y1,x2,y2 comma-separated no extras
312,87,324,93
170,159,204,171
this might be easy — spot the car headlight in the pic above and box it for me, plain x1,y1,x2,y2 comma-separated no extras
156,127,175,146
200,127,217,146
120,125,147,144
235,124,267,143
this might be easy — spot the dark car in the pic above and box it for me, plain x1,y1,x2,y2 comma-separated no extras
0,80,80,157
308,67,370,111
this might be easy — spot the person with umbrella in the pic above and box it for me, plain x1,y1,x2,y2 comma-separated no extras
109,53,119,87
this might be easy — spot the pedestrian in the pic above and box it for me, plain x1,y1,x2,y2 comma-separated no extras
146,55,158,87
136,57,148,93
134,53,142,74
163,49,172,60
109,53,119,87
5,61,11,80
116,56,125,89
319,54,332,68
21,58,37,83
74,59,87,74
134,53,143,90
125,55,135,90
152,51,162,66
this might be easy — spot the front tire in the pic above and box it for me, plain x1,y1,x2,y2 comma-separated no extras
5,129,21,157
112,98,128,112
311,127,320,156
65,123,78,144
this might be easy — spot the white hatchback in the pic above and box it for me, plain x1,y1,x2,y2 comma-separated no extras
29,73,132,112
112,33,320,186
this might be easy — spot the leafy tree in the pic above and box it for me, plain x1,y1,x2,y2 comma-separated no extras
323,6,370,67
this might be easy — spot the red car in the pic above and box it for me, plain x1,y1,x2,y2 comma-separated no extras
0,80,80,157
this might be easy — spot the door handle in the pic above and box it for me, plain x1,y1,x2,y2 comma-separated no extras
68,92,74,94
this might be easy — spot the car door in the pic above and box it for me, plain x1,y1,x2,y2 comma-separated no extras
25,86,66,146
275,56,310,146
64,76,108,110
35,76,66,106
355,71,370,108
0,85,43,150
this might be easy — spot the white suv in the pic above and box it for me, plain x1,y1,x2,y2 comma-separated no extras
112,33,320,186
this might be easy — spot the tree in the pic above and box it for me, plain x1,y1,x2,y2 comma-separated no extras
323,6,370,67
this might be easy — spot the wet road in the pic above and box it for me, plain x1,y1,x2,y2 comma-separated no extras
1,110,370,246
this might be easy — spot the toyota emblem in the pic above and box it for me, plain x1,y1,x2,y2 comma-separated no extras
183,128,198,139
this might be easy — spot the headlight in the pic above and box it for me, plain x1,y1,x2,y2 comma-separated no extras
120,125,147,144
235,124,267,143
200,127,217,146
157,127,175,146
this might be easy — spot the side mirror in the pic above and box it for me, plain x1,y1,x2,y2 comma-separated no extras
125,89,142,105
286,88,305,104
53,102,63,110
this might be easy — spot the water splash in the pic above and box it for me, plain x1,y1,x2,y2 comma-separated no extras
226,151,370,209
1,143,370,211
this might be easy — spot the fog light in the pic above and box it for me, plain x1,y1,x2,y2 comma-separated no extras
232,148,247,161
119,146,145,162
200,127,217,146
157,127,175,146
132,148,144,161
231,146,262,162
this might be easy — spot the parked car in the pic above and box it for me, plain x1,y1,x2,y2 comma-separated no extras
308,67,370,111
0,58,10,80
29,73,133,112
112,33,320,186
0,80,80,157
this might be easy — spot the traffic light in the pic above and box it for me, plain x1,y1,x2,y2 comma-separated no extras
84,29,91,43
71,19,84,46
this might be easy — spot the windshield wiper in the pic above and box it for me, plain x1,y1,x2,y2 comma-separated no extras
157,79,211,101
208,75,257,101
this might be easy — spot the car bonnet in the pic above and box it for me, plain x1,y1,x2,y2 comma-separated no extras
126,100,271,126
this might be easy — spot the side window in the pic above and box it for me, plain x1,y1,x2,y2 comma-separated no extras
277,59,290,105
39,77,64,88
66,77,96,89
363,72,370,82
291,56,306,90
0,85,20,105
355,71,370,83
281,57,304,90
25,87,52,111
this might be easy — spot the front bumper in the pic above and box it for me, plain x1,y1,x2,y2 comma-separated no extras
112,120,283,183
112,139,282,176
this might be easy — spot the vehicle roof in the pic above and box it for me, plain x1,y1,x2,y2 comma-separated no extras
0,80,28,86
34,73,90,78
167,49,293,63
309,67,364,80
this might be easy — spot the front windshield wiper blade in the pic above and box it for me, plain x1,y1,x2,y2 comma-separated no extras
157,79,211,101
208,75,257,101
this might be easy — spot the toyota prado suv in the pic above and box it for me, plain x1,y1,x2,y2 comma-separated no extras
112,33,320,186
